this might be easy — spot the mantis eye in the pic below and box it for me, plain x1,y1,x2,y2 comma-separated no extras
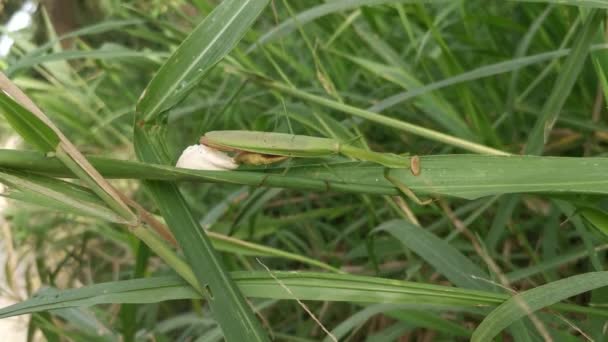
176,144,238,171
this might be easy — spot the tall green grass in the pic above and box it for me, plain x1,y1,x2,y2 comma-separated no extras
0,1,606,340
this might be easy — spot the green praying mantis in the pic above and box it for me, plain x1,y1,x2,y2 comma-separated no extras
200,130,431,205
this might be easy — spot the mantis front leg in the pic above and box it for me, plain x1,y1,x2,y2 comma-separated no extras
384,167,433,206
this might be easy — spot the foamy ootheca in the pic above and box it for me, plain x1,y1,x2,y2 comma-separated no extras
175,144,238,171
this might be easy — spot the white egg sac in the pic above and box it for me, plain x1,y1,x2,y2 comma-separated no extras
175,144,238,171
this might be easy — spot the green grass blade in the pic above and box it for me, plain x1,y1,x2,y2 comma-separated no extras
133,127,270,341
368,53,528,113
327,304,404,342
368,44,608,113
256,78,509,155
0,170,126,223
0,149,398,196
120,241,149,342
282,155,608,199
7,19,144,75
0,168,339,272
207,232,342,273
506,244,608,283
0,163,339,272
0,91,59,151
471,271,608,342
136,0,270,121
2,151,608,199
327,304,471,341
133,0,272,338
2,272,604,319
510,0,608,8
249,0,449,51
340,53,475,140
8,48,166,73
525,10,602,154
0,78,136,223
580,207,608,238
372,220,490,290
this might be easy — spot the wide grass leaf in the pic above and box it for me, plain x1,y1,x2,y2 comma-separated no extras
136,0,270,121
472,271,608,341
1,151,608,199
133,0,271,340
133,127,270,341
281,155,608,199
2,273,604,319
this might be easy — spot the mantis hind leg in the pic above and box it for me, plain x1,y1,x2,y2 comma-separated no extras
384,168,433,206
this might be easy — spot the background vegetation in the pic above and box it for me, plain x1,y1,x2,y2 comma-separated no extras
0,0,607,341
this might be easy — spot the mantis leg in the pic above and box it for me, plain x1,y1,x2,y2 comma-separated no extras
321,162,346,183
384,168,433,206
256,174,270,188
254,159,291,187
280,157,293,176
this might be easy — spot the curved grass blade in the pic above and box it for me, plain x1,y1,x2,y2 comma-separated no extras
368,44,608,113
340,53,475,140
7,19,144,75
207,231,342,273
326,304,471,341
506,244,608,283
136,0,270,121
471,271,608,342
525,10,602,154
0,170,126,223
0,74,136,223
0,166,338,272
2,272,605,319
249,0,449,51
0,90,59,151
580,207,608,239
8,48,166,73
372,220,490,290
256,78,509,155
511,0,608,8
